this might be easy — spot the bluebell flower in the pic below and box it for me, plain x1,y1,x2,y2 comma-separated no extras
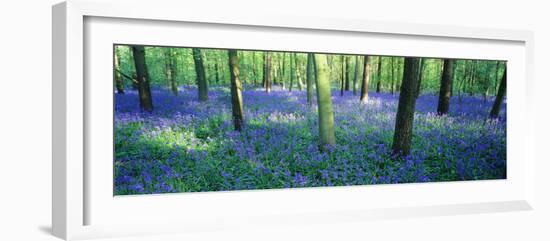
113,86,506,194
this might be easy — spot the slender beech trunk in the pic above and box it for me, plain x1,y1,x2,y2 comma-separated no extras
264,52,272,93
483,62,491,102
272,55,277,87
414,58,424,98
270,53,279,89
462,61,470,100
437,59,455,115
345,56,351,91
451,61,457,97
127,47,139,91
376,57,382,93
169,58,177,95
289,54,295,92
131,46,153,112
296,53,303,91
314,54,336,151
271,54,278,87
360,56,371,103
192,48,208,101
458,60,465,102
469,60,477,96
306,53,315,106
252,52,257,86
282,53,287,89
215,61,220,84
340,55,345,96
493,61,500,95
262,52,267,89
327,56,333,85
279,53,284,88
114,47,125,94
397,58,404,91
353,56,360,95
228,50,245,131
390,57,395,95
392,57,421,156
489,67,507,119
164,48,178,95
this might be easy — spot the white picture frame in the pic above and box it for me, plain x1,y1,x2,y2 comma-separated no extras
52,0,536,240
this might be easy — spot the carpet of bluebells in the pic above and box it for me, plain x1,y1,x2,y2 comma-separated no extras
114,86,506,195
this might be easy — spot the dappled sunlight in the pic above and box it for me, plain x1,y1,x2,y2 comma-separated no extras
112,45,507,195
114,86,506,195
266,111,306,124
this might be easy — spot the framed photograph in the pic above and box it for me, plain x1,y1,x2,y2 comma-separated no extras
52,0,535,240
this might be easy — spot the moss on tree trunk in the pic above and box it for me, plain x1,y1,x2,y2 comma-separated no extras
392,57,421,156
314,54,336,150
264,52,272,93
131,46,153,112
490,67,507,119
306,53,315,106
360,56,371,103
228,50,245,131
114,47,125,94
437,59,454,115
192,48,208,101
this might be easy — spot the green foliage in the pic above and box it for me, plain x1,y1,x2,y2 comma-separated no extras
114,44,505,97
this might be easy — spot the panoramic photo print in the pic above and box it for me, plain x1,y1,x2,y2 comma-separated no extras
113,45,507,195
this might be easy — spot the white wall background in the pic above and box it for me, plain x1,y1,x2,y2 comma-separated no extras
0,0,548,240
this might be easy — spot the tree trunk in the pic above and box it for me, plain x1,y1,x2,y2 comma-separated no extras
279,53,284,87
262,52,267,89
437,59,454,115
114,47,125,94
353,56,360,95
345,56,351,91
131,73,139,90
289,53,295,92
469,60,477,96
126,47,139,91
375,59,381,93
228,50,245,131
493,61,500,95
264,52,272,93
164,48,178,95
451,61,457,97
397,58,404,91
340,55,345,96
360,56,371,103
314,54,336,151
251,52,257,86
489,67,507,119
295,53,303,91
376,57,382,93
272,54,278,87
462,61,470,101
414,58,424,98
306,53,315,106
458,60,465,102
192,48,208,101
282,53,287,90
390,57,395,95
215,61,220,84
131,46,153,112
483,62,491,102
391,57,421,156
327,56,333,81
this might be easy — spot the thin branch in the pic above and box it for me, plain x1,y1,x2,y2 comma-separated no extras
116,69,139,84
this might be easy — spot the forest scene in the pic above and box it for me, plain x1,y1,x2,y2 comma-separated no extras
113,45,507,195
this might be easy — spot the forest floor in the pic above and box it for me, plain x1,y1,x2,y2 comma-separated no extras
114,85,506,195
